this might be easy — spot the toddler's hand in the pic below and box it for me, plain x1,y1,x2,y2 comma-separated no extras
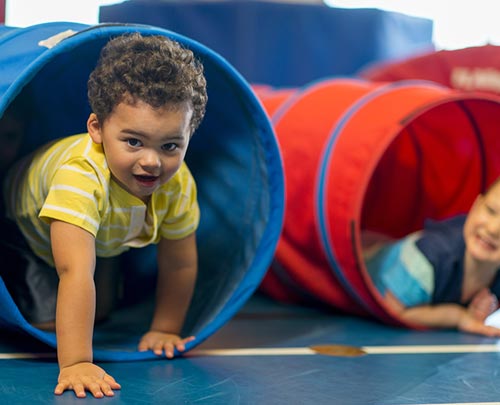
55,361,120,398
468,288,499,322
458,310,500,337
138,331,195,358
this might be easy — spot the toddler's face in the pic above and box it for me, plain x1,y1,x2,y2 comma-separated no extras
464,181,500,267
88,99,193,203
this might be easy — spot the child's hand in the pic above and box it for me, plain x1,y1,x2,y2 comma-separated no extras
55,361,121,398
138,331,195,358
468,288,499,322
458,310,500,337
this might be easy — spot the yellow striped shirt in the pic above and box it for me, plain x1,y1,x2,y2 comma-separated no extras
4,133,199,266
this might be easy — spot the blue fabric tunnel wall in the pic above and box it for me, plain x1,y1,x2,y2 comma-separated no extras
0,22,284,361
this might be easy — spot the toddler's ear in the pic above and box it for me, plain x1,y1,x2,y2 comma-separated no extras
87,113,103,144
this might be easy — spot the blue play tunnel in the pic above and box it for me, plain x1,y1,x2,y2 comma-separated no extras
0,22,284,360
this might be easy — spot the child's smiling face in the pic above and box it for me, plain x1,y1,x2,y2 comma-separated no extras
464,180,500,267
88,98,193,203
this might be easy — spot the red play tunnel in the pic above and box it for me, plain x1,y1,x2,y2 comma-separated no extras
360,44,500,95
256,78,500,326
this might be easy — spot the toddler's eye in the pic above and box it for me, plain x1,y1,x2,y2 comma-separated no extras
483,202,498,217
127,139,142,147
162,143,177,151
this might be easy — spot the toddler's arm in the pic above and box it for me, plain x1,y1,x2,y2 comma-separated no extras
383,290,500,337
468,288,499,321
50,220,120,398
138,232,197,357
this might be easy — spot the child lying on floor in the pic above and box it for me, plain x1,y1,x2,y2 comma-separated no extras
363,177,500,337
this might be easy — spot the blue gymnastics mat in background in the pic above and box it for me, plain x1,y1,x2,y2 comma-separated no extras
100,1,434,87
0,22,284,361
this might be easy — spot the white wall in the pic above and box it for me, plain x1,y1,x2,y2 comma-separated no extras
327,0,500,50
6,0,123,27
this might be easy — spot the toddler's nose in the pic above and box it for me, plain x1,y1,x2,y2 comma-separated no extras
140,150,161,169
487,218,500,237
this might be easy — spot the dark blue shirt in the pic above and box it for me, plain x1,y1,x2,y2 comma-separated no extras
417,215,500,305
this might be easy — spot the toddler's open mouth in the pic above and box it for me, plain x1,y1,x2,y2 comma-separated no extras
134,174,159,186
477,234,497,251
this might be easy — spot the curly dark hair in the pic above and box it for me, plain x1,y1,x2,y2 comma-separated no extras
88,32,207,134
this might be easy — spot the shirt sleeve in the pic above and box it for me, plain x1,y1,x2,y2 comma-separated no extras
365,233,434,307
39,159,104,237
160,166,200,240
